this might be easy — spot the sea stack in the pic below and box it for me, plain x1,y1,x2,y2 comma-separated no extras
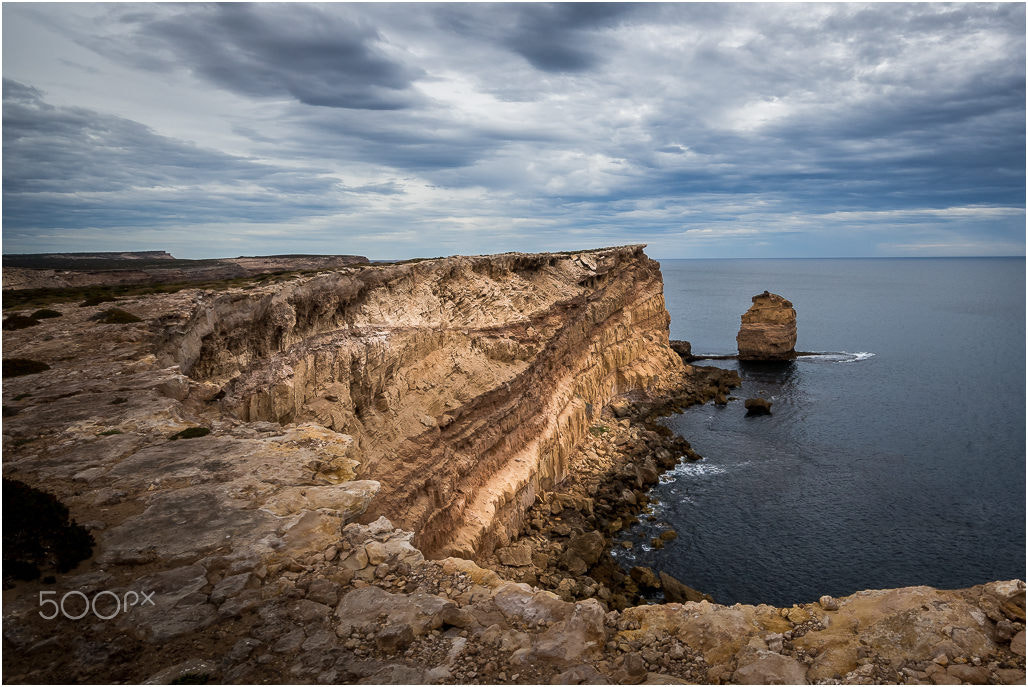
737,290,797,360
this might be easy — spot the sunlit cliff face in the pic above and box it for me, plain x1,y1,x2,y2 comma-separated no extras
172,246,686,557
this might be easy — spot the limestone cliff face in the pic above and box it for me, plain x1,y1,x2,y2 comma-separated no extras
169,246,686,557
736,291,797,360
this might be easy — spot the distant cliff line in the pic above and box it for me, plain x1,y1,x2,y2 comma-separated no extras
2,251,369,291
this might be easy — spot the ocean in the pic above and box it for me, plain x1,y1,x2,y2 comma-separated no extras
613,257,1026,606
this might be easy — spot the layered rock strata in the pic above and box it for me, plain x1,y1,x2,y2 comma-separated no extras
167,245,684,558
478,369,742,611
2,248,1024,684
737,290,797,360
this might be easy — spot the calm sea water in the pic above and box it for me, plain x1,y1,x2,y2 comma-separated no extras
614,258,1026,606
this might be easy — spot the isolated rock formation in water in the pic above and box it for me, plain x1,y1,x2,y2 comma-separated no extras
737,290,797,360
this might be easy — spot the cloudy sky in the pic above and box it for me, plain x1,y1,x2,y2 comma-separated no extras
3,3,1024,259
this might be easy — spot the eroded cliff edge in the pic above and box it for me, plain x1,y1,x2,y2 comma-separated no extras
2,246,1024,685
168,245,684,558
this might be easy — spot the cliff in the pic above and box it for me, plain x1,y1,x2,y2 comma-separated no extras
168,245,684,557
2,248,1023,685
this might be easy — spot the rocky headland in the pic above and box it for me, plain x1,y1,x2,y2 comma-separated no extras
2,246,1024,684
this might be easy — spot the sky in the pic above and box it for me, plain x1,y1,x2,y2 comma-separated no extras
2,2,1025,260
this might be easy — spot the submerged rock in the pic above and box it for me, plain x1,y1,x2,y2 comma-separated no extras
737,291,797,360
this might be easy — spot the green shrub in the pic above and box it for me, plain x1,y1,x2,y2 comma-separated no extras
97,429,123,436
3,358,51,377
589,424,609,436
91,308,142,324
30,309,62,319
169,426,211,440
2,314,40,330
3,478,95,583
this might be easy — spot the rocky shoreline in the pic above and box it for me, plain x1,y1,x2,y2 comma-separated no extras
478,363,741,610
2,246,1025,684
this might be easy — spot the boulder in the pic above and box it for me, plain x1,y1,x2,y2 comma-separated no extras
818,595,839,611
737,291,797,361
669,339,692,360
630,566,661,589
335,586,454,639
610,399,633,418
744,398,772,416
733,651,808,684
1011,630,1026,656
497,543,533,567
659,571,714,603
637,459,660,486
564,531,605,567
491,582,571,625
946,664,990,684
528,598,607,664
1001,590,1026,621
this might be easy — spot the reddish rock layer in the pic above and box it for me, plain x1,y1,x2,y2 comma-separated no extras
169,246,686,558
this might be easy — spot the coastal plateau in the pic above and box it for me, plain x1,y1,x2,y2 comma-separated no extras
2,246,1023,684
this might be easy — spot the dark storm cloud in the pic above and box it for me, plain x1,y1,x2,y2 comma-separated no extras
265,104,562,175
3,3,1024,257
94,4,424,109
2,79,346,229
433,2,638,72
500,3,636,72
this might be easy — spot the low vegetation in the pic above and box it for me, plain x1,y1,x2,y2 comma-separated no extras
169,426,211,440
3,358,51,377
2,314,41,330
91,308,143,324
2,478,95,585
79,294,119,307
3,269,327,310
